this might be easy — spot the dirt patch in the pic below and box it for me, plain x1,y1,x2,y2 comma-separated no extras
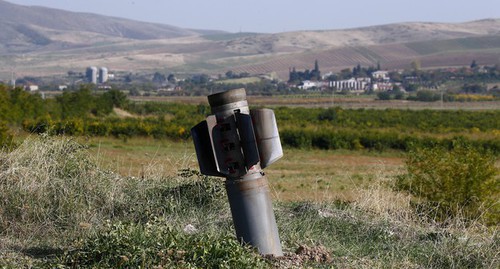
268,245,333,268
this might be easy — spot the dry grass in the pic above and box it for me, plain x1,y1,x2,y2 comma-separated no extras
84,136,197,178
0,135,121,244
1,135,498,268
82,136,406,203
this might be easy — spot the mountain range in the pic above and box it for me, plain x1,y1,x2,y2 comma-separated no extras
1,0,500,80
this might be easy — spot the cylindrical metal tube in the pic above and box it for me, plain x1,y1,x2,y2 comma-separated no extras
208,88,249,115
225,174,283,256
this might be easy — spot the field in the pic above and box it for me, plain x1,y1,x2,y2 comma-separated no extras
131,95,500,110
1,93,499,268
83,136,405,202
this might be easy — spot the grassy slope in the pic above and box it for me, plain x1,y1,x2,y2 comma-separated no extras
1,136,498,268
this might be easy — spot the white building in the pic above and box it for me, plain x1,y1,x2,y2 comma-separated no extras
372,71,389,81
99,67,108,83
329,77,370,92
298,80,319,90
26,85,39,91
372,82,394,91
86,66,98,84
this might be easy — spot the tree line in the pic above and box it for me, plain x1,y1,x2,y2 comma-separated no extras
1,85,499,153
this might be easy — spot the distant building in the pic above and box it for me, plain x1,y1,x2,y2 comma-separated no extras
372,82,394,91
298,80,318,90
330,77,370,92
25,84,39,91
99,67,108,83
372,71,389,81
86,66,98,84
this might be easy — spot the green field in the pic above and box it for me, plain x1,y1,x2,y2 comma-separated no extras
1,89,499,268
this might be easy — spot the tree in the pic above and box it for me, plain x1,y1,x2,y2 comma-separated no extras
167,74,176,83
462,83,487,94
352,64,362,77
124,74,133,83
56,87,95,119
415,90,439,102
102,89,128,108
128,88,141,96
470,59,478,69
411,59,421,72
405,84,419,92
339,68,352,80
152,72,166,84
377,91,392,100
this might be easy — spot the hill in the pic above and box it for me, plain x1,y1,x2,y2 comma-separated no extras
0,0,223,55
222,20,500,77
0,0,499,80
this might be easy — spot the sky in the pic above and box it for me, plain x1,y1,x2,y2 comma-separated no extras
6,0,500,33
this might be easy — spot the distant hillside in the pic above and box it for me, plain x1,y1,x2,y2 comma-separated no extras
0,0,499,80
0,0,223,52
219,19,500,77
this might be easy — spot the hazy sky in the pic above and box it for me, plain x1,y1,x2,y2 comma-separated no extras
7,0,500,33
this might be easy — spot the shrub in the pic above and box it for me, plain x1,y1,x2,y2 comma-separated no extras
0,121,12,148
396,142,499,224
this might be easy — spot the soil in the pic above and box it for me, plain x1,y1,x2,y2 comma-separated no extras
267,245,333,268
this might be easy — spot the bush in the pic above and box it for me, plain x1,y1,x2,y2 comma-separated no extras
0,121,12,148
396,142,499,224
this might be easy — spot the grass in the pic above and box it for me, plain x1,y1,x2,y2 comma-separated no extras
0,135,498,268
83,136,197,178
81,136,405,202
